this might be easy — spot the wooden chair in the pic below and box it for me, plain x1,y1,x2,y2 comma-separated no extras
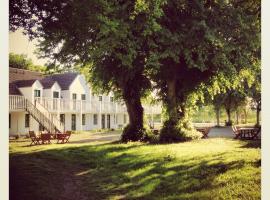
56,131,72,144
29,131,41,146
40,133,52,144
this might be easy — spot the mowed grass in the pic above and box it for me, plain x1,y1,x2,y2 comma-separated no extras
9,137,261,200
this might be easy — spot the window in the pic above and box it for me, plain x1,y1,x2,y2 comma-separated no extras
110,97,114,102
99,96,102,101
25,114,30,128
39,124,44,131
34,90,41,97
124,114,127,124
82,114,86,125
60,114,65,124
53,91,59,98
81,94,86,100
9,114,11,129
72,93,77,100
93,114,98,125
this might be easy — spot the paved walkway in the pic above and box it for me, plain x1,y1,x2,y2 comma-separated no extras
208,127,235,138
69,127,235,144
69,131,121,144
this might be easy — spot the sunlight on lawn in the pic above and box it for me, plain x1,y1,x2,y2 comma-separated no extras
10,138,260,200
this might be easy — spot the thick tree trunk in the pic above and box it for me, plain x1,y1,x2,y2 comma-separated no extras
166,79,178,123
125,97,144,130
121,89,145,142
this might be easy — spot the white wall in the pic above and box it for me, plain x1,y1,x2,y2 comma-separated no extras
18,80,43,103
9,111,40,136
69,75,90,100
43,82,61,98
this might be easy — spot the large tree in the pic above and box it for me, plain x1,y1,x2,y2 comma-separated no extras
146,0,260,142
9,0,164,142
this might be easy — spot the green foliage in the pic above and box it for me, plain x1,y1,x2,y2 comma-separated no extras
160,119,202,143
9,53,47,72
121,124,145,142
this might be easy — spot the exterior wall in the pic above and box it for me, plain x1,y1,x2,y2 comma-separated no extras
69,75,90,100
43,83,61,98
9,111,40,136
18,80,43,102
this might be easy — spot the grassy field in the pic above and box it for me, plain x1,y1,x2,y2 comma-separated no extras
10,136,260,200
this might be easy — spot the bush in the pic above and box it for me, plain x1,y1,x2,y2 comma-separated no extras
159,120,202,143
121,124,145,142
141,129,160,144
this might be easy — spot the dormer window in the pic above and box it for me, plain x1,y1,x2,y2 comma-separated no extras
72,93,77,100
34,90,41,97
53,91,59,98
99,96,102,101
81,94,86,100
110,97,114,102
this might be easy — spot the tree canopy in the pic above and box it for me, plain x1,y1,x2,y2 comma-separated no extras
10,0,260,142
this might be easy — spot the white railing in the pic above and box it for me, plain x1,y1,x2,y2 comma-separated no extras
12,96,161,115
9,95,26,110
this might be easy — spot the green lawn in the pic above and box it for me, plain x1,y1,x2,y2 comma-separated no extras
10,137,260,200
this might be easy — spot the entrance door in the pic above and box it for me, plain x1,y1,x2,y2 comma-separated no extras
71,114,76,130
102,114,105,129
107,114,110,129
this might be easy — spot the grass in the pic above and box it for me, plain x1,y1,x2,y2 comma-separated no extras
10,136,260,200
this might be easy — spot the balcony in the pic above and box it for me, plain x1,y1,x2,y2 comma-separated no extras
10,95,162,115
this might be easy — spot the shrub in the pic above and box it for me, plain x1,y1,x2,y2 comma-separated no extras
159,120,202,143
121,124,145,142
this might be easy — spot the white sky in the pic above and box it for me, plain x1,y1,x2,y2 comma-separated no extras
9,29,49,65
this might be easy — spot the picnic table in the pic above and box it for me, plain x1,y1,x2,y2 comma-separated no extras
233,126,261,139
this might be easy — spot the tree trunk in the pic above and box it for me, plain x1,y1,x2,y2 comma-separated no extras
215,108,220,127
166,79,178,123
225,108,232,125
121,89,144,142
236,110,239,124
243,109,248,124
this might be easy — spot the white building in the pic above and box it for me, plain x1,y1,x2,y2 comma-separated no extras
9,68,161,136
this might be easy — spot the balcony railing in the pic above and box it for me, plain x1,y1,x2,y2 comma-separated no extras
34,97,127,113
10,96,161,115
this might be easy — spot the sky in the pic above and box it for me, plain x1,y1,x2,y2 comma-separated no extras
9,29,49,66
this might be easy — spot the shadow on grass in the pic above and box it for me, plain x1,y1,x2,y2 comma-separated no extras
240,139,261,149
10,142,260,200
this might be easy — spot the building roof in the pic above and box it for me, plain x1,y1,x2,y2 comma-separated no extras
14,79,38,88
40,77,61,89
9,68,78,95
9,83,22,95
9,67,43,83
48,73,78,90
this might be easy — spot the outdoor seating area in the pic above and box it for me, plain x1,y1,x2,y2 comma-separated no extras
29,131,71,146
232,126,261,140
